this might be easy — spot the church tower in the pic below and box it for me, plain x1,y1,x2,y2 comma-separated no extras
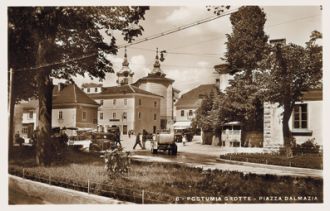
116,48,134,86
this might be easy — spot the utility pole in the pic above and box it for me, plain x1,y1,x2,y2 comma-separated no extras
8,68,15,155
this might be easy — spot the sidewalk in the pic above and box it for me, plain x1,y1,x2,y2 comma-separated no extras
9,175,129,204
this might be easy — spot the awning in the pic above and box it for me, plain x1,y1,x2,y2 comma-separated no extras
173,121,191,129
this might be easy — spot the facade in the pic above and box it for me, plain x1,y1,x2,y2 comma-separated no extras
174,84,218,130
264,89,323,148
214,63,323,148
52,83,99,129
133,49,178,129
84,51,162,135
13,83,98,143
81,83,103,94
86,84,161,135
13,100,39,142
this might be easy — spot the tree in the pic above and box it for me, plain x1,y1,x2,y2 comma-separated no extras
262,31,322,153
8,7,149,165
225,6,268,80
211,6,268,142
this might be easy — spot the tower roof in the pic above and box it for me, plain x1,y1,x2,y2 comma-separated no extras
117,48,134,77
150,48,165,77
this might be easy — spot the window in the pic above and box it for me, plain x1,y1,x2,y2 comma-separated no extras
181,110,185,117
138,112,141,119
139,99,142,106
113,112,116,119
293,104,308,129
154,101,157,107
87,88,90,93
95,87,98,92
82,111,87,120
188,110,193,116
58,111,63,120
100,112,103,120
124,98,127,105
123,112,127,120
154,114,157,120
113,99,116,105
29,111,33,119
22,127,28,134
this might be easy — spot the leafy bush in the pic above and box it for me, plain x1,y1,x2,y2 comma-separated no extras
104,147,131,178
292,138,320,155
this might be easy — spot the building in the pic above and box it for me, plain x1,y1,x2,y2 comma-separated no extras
52,83,99,129
13,83,98,143
214,62,323,148
133,49,179,129
174,84,218,130
84,50,162,135
213,63,234,93
13,100,39,142
81,83,103,94
264,89,323,148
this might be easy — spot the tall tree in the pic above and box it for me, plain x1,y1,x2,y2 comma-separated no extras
225,6,268,80
8,7,149,165
262,31,322,153
213,6,268,142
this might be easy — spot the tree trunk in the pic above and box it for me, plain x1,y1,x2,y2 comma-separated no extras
282,103,293,158
35,39,53,166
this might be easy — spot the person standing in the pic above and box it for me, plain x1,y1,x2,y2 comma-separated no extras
133,132,143,150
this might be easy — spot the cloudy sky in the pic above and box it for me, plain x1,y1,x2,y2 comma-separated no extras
71,6,322,95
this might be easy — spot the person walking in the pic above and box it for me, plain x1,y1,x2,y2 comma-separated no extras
182,134,187,146
133,132,143,150
115,128,122,147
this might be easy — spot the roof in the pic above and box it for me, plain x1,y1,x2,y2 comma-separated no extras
88,84,163,98
175,84,218,109
133,74,175,87
81,83,103,88
301,89,322,101
53,84,98,106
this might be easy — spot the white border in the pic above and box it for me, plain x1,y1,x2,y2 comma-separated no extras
1,1,328,211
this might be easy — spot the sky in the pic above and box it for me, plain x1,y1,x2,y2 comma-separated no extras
70,6,322,95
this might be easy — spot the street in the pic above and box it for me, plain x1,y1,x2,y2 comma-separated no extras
119,136,322,179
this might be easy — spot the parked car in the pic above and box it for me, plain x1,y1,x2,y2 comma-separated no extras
89,127,120,152
151,131,177,155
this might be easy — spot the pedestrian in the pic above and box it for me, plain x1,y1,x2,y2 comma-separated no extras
133,132,143,150
142,129,147,149
182,134,187,146
128,130,131,139
115,128,122,147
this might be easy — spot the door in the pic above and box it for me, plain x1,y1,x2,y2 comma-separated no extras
123,125,128,135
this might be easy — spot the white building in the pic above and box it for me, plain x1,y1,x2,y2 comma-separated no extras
264,89,323,148
84,50,162,135
133,49,180,130
214,63,323,148
174,84,218,131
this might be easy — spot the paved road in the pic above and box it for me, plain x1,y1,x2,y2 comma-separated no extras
130,150,322,179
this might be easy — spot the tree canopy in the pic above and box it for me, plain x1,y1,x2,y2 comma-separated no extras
8,6,149,165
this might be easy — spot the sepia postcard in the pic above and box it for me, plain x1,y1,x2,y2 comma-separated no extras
2,0,328,210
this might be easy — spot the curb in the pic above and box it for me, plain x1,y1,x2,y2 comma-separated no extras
216,158,323,172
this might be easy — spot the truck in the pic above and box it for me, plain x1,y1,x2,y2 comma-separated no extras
151,132,177,155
